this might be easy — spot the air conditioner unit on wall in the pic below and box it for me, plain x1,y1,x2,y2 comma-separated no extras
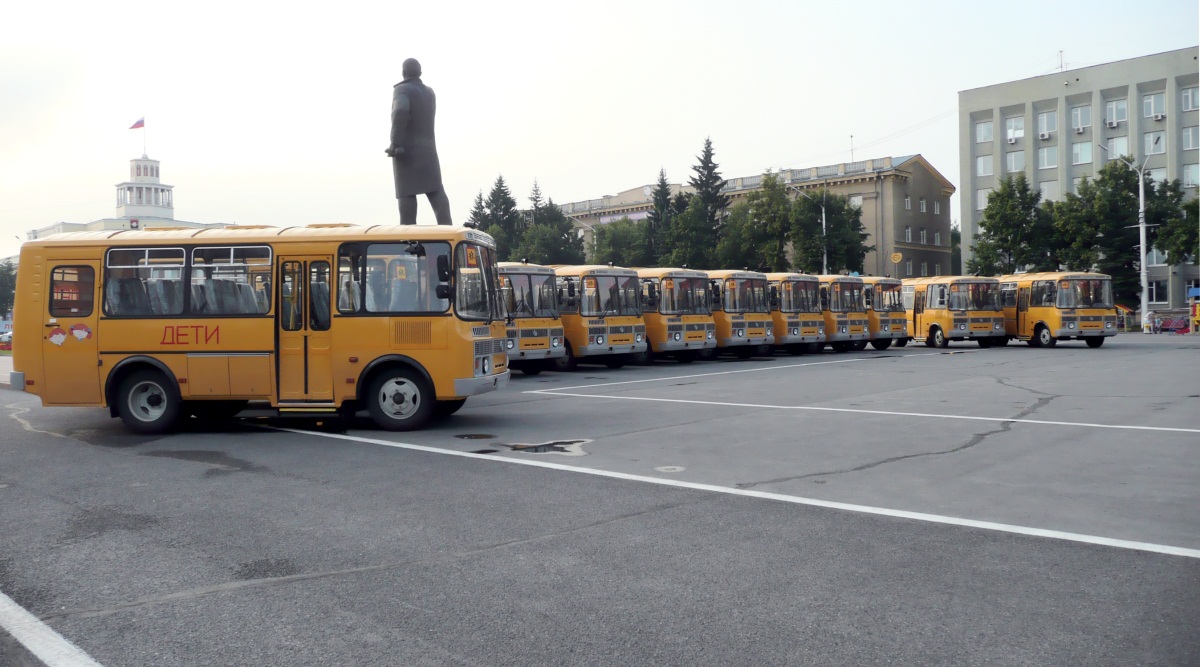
1074,126,1085,134
1106,120,1119,128
1039,132,1051,140
1006,137,1017,144
1153,113,1166,121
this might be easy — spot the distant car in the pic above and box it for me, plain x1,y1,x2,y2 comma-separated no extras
0,331,10,343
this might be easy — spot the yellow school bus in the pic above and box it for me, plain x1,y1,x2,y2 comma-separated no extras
10,224,509,433
765,272,824,354
903,276,1005,348
998,272,1117,347
499,261,565,375
636,267,716,363
552,265,647,370
705,270,774,358
860,276,907,350
816,275,869,352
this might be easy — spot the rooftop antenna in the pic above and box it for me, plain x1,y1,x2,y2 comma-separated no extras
850,134,854,162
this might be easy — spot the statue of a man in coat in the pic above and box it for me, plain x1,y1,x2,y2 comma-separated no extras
386,58,452,225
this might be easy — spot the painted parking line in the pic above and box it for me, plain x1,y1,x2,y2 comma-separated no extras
273,427,1200,560
0,589,104,667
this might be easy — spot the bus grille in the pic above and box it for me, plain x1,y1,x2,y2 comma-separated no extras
474,339,506,356
551,328,564,338
395,320,432,345
667,325,684,334
521,329,548,338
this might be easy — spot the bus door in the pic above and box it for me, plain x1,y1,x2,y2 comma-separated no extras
912,289,925,338
1017,287,1030,337
42,260,101,404
277,256,334,402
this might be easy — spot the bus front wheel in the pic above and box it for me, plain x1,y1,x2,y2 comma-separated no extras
870,339,892,350
1033,325,1056,348
117,369,183,435
929,327,948,348
894,338,908,348
366,369,434,431
1085,337,1105,348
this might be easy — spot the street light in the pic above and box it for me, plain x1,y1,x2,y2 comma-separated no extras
787,185,827,274
1098,135,1159,334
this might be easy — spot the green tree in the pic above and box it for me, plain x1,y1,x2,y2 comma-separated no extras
949,223,962,275
467,191,487,228
664,197,715,269
967,173,1056,275
714,203,769,271
688,137,729,235
1155,197,1198,264
792,191,872,274
591,218,652,267
478,176,522,260
512,196,585,265
645,169,673,264
0,260,15,316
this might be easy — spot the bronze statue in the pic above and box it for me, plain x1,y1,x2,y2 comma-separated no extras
386,58,452,225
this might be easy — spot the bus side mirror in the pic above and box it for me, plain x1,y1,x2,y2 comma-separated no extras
436,255,451,282
435,284,452,300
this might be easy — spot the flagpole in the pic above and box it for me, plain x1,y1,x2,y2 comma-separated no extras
143,118,147,157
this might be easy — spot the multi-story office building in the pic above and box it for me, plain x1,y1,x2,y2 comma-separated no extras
959,47,1199,311
560,154,955,278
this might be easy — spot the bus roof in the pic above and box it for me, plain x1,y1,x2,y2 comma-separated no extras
998,271,1112,282
637,267,709,280
858,276,902,286
816,274,865,284
902,275,999,286
764,272,819,283
498,261,556,275
705,269,768,280
554,264,639,278
21,224,497,250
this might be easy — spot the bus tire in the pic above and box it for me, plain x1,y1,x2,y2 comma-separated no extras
930,327,948,348
851,340,868,351
1034,325,1056,348
553,343,578,371
632,349,654,366
994,337,1010,347
830,342,849,353
1085,337,1105,348
977,338,993,348
734,347,754,359
870,339,892,350
676,351,697,363
894,338,908,348
434,398,467,418
519,361,544,376
787,344,805,355
117,369,183,435
366,368,434,431
604,356,627,369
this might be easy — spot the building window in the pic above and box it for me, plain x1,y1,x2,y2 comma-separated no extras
1184,126,1199,150
1105,99,1127,125
920,228,927,244
1038,146,1057,169
976,188,991,211
1039,181,1060,202
1037,110,1057,134
1148,280,1167,303
905,226,912,242
1143,92,1165,118
1147,168,1166,184
919,198,927,213
1006,116,1024,141
904,196,911,210
905,259,913,276
976,155,993,177
1145,131,1165,155
1006,150,1025,173
1184,163,1199,188
1146,248,1168,266
1072,176,1083,192
849,194,863,208
976,120,993,143
1072,142,1092,165
934,263,942,276
934,201,940,215
934,231,941,246
1184,87,1200,112
1106,135,1129,159
1071,105,1091,130
920,261,928,277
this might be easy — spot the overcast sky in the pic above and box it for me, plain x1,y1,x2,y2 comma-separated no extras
1,0,1197,260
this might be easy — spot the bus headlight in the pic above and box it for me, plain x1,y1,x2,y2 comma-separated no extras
791,327,799,336
482,357,491,374
1105,322,1114,329
818,325,825,334
595,335,605,345
636,333,644,343
839,326,847,334
882,324,890,332
1067,322,1076,329
736,329,745,338
552,337,561,347
994,322,1003,330
766,328,773,337
957,323,967,331
506,339,515,349
674,332,682,341
707,330,714,340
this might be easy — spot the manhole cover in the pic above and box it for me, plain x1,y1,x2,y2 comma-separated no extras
455,434,496,440
654,466,686,473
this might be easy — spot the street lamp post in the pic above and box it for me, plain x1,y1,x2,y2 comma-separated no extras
1098,137,1158,334
788,186,827,274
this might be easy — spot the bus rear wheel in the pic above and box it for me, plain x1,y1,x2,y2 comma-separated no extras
870,339,892,350
117,369,183,435
366,368,434,431
1085,337,1105,348
553,343,578,371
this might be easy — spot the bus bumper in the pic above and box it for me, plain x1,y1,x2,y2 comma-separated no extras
454,370,510,397
508,348,565,361
577,342,647,357
654,338,716,353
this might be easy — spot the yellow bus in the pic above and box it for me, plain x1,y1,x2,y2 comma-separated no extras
498,261,565,375
552,265,647,370
10,224,510,433
903,276,1005,348
817,275,869,352
998,272,1117,347
860,276,907,350
765,272,824,354
705,270,774,358
635,267,716,363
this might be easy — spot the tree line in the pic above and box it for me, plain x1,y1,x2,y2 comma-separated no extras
968,160,1197,307
469,138,873,274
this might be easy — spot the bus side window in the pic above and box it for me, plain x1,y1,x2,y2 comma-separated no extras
819,286,828,310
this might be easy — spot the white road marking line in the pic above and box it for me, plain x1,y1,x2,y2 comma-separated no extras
273,427,1200,559
537,350,955,392
522,392,1200,434
0,590,105,667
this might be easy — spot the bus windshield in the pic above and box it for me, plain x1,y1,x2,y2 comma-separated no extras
723,278,768,314
582,275,641,317
456,243,505,321
948,282,1000,311
659,277,711,315
826,281,864,313
502,273,558,318
780,280,821,314
869,283,903,313
1057,278,1114,309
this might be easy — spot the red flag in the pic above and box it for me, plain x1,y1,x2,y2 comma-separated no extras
129,117,144,129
